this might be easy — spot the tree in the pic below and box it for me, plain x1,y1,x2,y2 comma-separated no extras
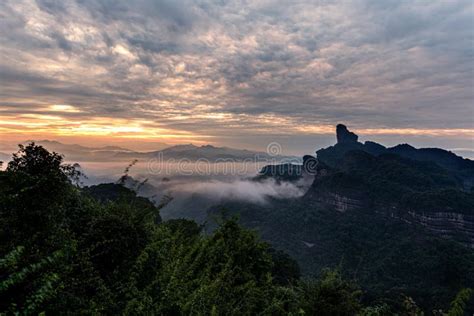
124,218,302,315
0,143,81,253
447,288,472,316
269,248,301,286
6,143,80,182
298,269,362,316
0,246,63,314
5,144,459,315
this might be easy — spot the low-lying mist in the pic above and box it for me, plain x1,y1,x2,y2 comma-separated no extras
77,160,310,222
163,178,307,204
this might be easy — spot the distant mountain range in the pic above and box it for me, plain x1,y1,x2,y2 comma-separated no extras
148,144,296,161
0,140,297,163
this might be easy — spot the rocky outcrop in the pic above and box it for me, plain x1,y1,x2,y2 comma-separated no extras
407,211,474,247
318,192,365,212
319,124,474,182
383,207,474,247
295,124,474,247
336,124,358,144
316,125,364,167
304,187,367,213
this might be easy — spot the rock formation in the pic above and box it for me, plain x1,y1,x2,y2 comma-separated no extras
336,124,358,144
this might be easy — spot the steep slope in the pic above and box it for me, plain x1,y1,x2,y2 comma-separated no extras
207,197,474,311
310,125,474,246
202,124,474,311
305,150,474,245
316,124,474,188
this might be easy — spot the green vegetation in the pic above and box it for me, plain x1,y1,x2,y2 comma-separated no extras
208,149,474,313
210,196,474,312
0,144,472,315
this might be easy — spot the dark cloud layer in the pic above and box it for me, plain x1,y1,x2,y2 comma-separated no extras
0,0,473,151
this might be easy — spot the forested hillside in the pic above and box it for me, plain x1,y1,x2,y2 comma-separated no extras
205,126,474,313
1,143,472,315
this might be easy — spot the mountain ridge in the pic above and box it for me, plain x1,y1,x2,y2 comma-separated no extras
3,140,297,163
196,125,474,310
318,124,473,169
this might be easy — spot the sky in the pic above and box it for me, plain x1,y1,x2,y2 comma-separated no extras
0,0,473,155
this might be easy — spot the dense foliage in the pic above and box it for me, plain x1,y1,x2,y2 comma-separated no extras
0,144,472,315
209,150,474,313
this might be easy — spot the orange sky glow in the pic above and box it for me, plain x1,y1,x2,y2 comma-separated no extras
1,1,473,155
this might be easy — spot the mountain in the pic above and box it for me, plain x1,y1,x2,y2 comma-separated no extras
306,149,474,243
250,125,474,246
317,124,474,188
12,140,296,163
197,124,474,311
143,144,298,162
27,140,132,152
253,155,319,183
20,140,135,162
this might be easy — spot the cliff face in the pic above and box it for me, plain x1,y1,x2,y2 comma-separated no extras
406,211,474,247
202,124,474,308
382,208,474,247
306,125,474,247
309,182,474,247
310,191,365,212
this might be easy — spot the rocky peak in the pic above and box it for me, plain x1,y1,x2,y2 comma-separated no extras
336,124,358,144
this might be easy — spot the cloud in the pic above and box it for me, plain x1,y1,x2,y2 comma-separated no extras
0,0,473,151
169,178,306,204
